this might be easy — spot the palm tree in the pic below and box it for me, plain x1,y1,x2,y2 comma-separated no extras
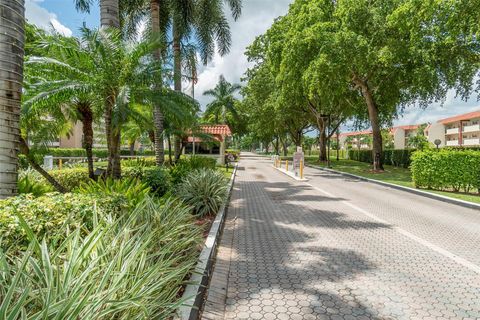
119,0,242,163
25,28,163,178
75,0,120,28
203,75,241,124
0,0,25,198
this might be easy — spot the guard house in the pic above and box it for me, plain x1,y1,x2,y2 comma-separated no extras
183,124,232,165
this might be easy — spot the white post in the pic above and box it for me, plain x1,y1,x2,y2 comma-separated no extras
220,135,226,165
44,155,53,170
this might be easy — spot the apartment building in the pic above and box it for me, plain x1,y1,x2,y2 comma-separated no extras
436,110,480,147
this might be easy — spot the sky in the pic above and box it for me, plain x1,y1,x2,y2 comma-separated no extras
26,0,480,131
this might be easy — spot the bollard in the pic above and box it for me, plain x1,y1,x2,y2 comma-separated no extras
59,159,63,170
300,160,304,179
286,160,289,171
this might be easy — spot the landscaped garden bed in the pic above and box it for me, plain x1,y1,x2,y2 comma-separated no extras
0,156,233,319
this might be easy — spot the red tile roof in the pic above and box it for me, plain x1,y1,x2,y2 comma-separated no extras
438,110,480,124
339,130,372,137
198,124,232,136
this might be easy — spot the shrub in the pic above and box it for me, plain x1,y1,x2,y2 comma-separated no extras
143,167,172,197
226,149,240,160
348,149,414,168
122,157,157,168
78,177,150,207
411,150,480,193
17,175,53,197
46,168,91,191
0,192,128,250
0,196,201,319
170,156,217,185
188,156,217,170
176,169,229,217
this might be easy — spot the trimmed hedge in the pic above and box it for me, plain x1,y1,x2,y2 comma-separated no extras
348,149,414,168
411,150,480,193
0,192,128,249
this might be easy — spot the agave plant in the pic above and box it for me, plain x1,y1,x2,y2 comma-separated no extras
0,196,201,319
176,168,229,217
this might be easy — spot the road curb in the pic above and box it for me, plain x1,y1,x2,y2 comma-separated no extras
306,164,480,210
177,164,238,320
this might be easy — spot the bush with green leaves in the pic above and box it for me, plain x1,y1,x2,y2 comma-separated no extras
176,169,229,217
411,150,480,193
143,167,172,197
0,196,201,319
77,177,150,207
348,149,415,168
47,168,91,191
0,192,128,250
170,156,218,185
17,171,53,196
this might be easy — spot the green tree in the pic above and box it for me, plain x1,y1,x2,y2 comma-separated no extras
203,75,241,124
408,124,429,150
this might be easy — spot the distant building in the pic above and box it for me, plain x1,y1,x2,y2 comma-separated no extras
435,110,480,147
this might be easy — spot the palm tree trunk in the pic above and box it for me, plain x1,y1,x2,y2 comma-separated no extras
151,0,165,166
173,23,183,162
111,131,122,178
19,137,67,193
77,102,94,179
100,0,120,28
0,0,25,198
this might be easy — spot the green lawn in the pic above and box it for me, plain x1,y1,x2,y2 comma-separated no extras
217,165,236,179
304,157,480,205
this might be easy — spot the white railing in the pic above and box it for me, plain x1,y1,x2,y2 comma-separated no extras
463,124,480,133
463,138,480,146
446,127,459,135
446,140,459,146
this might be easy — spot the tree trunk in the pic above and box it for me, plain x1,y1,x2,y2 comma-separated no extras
100,0,120,28
317,117,327,162
167,135,172,165
0,0,24,198
111,131,122,178
153,106,165,165
129,141,135,156
355,77,384,170
173,23,183,162
19,137,67,193
151,0,165,166
77,103,94,179
105,99,114,176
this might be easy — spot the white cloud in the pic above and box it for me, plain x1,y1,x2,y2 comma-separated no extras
25,0,73,37
194,0,292,109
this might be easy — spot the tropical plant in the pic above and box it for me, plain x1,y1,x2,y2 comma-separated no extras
78,177,150,206
17,175,52,197
143,167,172,197
176,168,228,216
0,0,25,198
0,196,201,319
203,75,241,124
24,27,171,179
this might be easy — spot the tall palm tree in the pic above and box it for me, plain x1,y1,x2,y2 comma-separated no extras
203,75,241,124
0,0,25,198
120,0,242,163
75,0,120,28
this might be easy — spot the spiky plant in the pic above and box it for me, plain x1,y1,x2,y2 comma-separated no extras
176,168,229,217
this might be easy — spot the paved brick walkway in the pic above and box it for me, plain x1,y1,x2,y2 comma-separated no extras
202,153,480,320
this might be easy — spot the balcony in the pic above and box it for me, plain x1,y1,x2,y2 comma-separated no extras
463,138,480,146
446,140,459,146
463,124,480,133
446,127,459,135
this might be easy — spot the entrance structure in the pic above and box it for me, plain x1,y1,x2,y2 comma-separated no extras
183,124,232,165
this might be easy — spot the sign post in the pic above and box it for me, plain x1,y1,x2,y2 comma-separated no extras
293,147,304,177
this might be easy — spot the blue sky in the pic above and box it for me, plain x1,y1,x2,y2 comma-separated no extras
26,0,480,131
